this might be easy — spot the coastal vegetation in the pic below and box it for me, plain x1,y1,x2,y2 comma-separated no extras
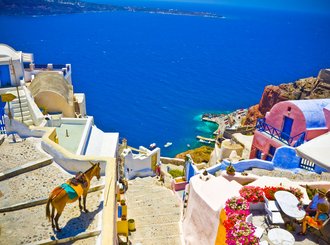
175,146,213,163
0,0,223,18
168,169,184,178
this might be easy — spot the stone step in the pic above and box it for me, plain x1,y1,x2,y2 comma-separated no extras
127,185,167,192
126,188,173,196
12,110,30,116
23,119,34,126
131,235,182,245
131,212,181,225
129,193,175,202
14,114,32,121
128,205,180,218
127,190,175,200
127,195,180,207
13,105,29,113
129,222,181,240
11,101,28,108
129,177,157,185
12,96,27,103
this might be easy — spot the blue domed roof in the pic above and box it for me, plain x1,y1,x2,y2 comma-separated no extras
290,99,330,128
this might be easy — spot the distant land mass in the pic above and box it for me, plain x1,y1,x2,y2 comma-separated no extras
0,0,223,18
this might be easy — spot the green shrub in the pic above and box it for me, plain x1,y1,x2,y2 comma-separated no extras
168,169,184,178
305,185,317,200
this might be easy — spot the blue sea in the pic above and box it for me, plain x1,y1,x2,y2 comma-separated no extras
1,0,330,156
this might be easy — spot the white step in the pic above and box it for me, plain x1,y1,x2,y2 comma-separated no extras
13,106,29,113
11,101,28,109
14,114,32,121
11,94,27,100
23,119,34,126
12,110,30,116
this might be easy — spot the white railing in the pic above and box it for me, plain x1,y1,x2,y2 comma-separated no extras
22,85,44,126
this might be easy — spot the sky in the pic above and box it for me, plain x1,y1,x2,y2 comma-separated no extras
87,0,330,13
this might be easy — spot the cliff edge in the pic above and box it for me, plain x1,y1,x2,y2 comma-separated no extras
244,68,330,126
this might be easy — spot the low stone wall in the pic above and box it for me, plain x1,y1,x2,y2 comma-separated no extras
160,157,185,166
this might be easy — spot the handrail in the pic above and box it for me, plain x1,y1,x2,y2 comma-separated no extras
256,118,305,147
0,107,6,134
23,63,67,70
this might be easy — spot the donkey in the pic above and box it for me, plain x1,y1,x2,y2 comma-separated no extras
46,161,101,231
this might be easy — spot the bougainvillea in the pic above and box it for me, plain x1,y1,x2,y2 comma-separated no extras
262,186,304,201
239,186,264,203
226,220,259,245
224,196,259,245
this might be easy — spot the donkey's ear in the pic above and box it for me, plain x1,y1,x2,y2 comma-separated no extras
89,161,95,166
97,162,100,166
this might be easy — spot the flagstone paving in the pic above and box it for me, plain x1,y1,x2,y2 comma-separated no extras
0,136,104,245
125,176,182,245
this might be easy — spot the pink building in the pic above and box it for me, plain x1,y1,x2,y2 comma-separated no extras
250,99,330,163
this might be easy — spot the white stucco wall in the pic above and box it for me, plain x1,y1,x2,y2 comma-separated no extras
122,147,160,180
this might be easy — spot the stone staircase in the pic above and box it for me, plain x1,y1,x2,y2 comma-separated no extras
8,88,34,126
126,176,182,245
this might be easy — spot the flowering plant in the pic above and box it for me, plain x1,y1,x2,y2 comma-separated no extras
226,220,259,245
288,187,304,200
224,196,259,245
263,186,304,200
263,186,286,200
239,186,264,203
225,197,249,215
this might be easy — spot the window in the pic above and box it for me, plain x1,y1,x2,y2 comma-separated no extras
299,158,315,171
256,149,262,159
265,145,276,161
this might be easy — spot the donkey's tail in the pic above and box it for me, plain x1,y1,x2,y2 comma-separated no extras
46,186,63,221
46,198,52,221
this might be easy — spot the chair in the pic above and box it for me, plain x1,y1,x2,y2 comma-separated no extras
245,213,265,239
265,204,284,225
263,194,280,212
309,217,330,242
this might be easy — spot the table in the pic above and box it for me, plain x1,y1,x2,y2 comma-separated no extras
275,191,306,220
268,228,295,245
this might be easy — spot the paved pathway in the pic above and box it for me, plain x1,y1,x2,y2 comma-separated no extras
125,177,182,245
0,136,104,245
0,136,48,172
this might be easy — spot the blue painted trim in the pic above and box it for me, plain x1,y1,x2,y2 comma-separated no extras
256,118,305,147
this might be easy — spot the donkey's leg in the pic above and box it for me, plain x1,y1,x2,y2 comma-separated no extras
54,200,67,232
54,212,62,232
83,194,89,213
51,203,56,229
78,197,83,211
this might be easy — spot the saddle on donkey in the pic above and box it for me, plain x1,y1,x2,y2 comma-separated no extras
69,171,88,188
56,172,88,201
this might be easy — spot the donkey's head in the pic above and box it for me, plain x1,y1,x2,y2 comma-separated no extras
89,161,101,180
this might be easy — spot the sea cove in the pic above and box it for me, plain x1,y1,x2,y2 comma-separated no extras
1,1,330,156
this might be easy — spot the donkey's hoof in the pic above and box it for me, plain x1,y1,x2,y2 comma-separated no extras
84,209,89,213
56,228,62,232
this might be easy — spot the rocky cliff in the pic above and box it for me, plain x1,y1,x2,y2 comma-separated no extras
175,146,213,163
244,68,330,126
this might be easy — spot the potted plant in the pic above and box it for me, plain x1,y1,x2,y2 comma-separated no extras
226,163,236,176
239,186,264,210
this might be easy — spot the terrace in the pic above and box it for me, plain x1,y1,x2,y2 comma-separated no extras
23,63,72,82
256,118,306,147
